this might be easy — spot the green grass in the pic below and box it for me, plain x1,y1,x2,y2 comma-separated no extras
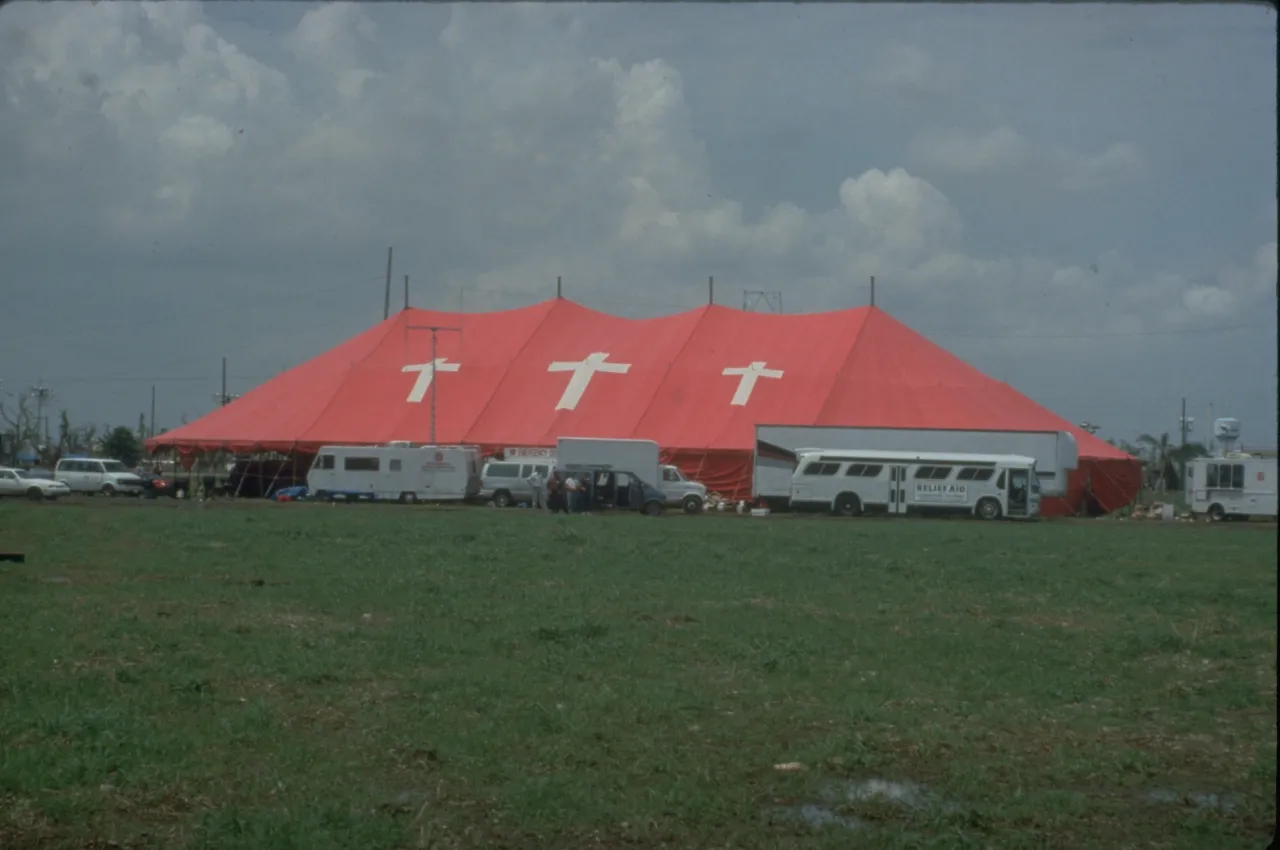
0,501,1274,850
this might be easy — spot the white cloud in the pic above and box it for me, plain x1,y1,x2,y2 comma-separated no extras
866,44,950,96
909,126,1148,191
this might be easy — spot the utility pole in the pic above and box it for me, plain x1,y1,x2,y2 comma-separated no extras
406,324,462,445
150,385,157,438
404,274,410,311
383,246,394,320
212,357,240,407
870,275,876,307
30,380,50,452
556,276,562,299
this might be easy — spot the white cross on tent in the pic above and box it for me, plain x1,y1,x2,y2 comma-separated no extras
547,352,631,410
722,361,784,406
401,359,460,403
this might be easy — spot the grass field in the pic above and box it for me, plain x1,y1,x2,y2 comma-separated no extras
0,501,1275,850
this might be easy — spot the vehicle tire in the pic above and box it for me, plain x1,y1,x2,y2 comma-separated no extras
682,495,703,515
400,492,417,504
102,484,117,498
833,492,862,517
1207,503,1225,522
977,498,1002,521
493,490,512,508
26,487,44,502
644,500,663,516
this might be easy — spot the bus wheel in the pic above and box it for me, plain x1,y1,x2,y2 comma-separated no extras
977,498,1002,521
833,493,862,517
1207,504,1225,522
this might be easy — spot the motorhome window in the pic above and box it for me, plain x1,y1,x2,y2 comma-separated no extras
1206,464,1219,487
344,457,379,472
1230,464,1244,489
313,455,335,471
389,459,402,472
802,462,839,476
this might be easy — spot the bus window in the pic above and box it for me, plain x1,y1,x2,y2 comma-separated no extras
996,471,1006,489
803,462,839,476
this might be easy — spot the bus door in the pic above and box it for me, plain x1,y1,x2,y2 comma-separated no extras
1007,467,1030,517
888,465,910,515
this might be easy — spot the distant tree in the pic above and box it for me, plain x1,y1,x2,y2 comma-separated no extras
101,426,143,467
1136,432,1173,490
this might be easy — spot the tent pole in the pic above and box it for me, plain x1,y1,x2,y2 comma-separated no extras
384,246,393,320
556,275,562,299
870,275,875,307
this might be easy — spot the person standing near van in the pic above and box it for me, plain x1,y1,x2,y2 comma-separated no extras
547,469,565,513
564,474,579,514
527,467,544,509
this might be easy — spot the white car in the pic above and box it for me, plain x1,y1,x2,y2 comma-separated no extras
54,457,144,496
0,467,72,501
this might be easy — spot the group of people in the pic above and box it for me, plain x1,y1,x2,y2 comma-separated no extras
527,468,593,513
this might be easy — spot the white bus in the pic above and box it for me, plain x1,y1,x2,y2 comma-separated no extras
308,444,482,503
753,425,1077,506
789,450,1041,520
1184,455,1277,522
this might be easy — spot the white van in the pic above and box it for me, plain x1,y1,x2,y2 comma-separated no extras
54,457,145,496
1185,455,1277,521
789,450,1040,520
308,444,482,503
556,437,708,513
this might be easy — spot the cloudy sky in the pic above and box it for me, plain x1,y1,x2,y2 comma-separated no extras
0,2,1275,447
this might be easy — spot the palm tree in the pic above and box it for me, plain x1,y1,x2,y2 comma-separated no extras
1136,432,1173,491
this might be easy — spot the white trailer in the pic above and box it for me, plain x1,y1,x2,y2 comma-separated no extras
753,424,1078,505
556,437,661,486
1184,455,1278,521
555,437,708,512
308,444,482,503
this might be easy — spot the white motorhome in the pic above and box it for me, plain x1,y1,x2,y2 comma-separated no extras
789,450,1041,520
555,437,707,513
754,424,1076,507
1184,455,1277,522
307,444,482,503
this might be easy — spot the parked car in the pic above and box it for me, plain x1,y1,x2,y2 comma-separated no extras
0,466,71,501
53,457,144,496
134,470,174,499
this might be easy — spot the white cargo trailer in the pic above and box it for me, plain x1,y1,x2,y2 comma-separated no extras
1184,455,1277,521
753,424,1078,505
556,437,661,486
308,444,482,503
554,437,708,512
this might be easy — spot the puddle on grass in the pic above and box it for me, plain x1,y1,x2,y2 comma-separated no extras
1141,789,1239,812
766,778,948,833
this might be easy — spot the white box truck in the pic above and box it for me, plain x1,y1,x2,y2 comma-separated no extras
308,444,482,503
1185,454,1278,521
752,424,1078,506
555,437,708,513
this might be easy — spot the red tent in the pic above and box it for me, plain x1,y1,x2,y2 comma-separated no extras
147,299,1140,515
